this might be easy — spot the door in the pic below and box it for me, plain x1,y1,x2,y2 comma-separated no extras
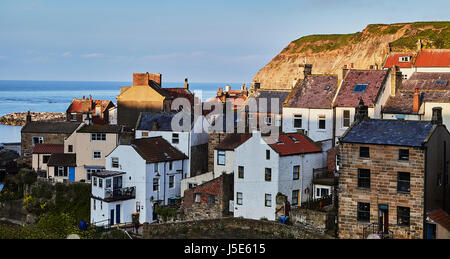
116,204,121,224
113,176,122,189
110,209,114,226
68,167,75,182
378,204,389,234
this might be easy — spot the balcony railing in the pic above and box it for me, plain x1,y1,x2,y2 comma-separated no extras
362,223,394,239
104,186,136,201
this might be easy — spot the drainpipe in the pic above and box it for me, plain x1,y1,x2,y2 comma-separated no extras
163,162,167,205
423,144,428,239
332,107,336,147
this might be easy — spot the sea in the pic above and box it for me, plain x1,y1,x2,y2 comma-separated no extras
0,80,243,143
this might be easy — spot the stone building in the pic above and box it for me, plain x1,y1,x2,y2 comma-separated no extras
338,104,450,239
116,72,195,128
21,114,81,166
183,173,234,221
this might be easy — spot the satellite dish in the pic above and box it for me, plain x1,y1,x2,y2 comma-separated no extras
66,234,81,239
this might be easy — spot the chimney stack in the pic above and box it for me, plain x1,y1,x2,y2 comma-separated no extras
342,67,350,80
354,97,369,122
413,88,420,113
432,107,443,125
184,77,189,90
390,66,402,97
26,111,32,123
298,64,312,81
351,63,354,69
152,120,160,131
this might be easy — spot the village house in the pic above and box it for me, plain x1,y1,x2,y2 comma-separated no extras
383,52,416,80
64,123,123,182
382,72,450,127
233,132,323,221
91,137,188,226
338,104,450,239
116,72,195,128
66,96,115,124
282,74,339,163
31,144,64,177
203,84,249,115
46,153,77,182
332,68,394,144
183,173,234,221
135,112,209,176
21,112,81,166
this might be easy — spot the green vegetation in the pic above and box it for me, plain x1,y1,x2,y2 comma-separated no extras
289,33,362,53
390,22,450,50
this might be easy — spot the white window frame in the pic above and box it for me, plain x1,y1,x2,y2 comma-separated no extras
70,113,77,121
153,178,159,191
265,194,272,207
236,192,243,205
318,115,326,130
169,175,175,189
217,150,226,165
32,136,44,146
294,114,302,129
172,133,180,144
111,157,119,168
342,110,351,128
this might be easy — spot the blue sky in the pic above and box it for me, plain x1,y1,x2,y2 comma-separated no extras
0,0,449,83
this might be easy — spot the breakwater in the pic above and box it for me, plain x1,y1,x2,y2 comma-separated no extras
0,112,66,126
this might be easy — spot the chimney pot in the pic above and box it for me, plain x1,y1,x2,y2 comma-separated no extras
184,77,189,89
413,88,420,113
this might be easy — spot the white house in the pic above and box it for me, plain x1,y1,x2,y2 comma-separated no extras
90,137,188,226
135,112,209,176
233,132,323,221
31,144,64,177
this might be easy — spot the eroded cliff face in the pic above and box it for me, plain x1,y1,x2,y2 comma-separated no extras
253,22,450,89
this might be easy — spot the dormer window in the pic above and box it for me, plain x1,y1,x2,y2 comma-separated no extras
399,56,411,62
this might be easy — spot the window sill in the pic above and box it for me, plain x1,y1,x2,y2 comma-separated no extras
397,191,411,195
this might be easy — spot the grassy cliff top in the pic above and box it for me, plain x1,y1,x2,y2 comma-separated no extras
286,21,450,54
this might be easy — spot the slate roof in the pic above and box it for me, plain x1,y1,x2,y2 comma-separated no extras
214,133,252,151
414,49,450,67
334,70,389,107
428,209,450,232
47,153,76,166
340,119,433,147
244,90,290,114
32,144,64,154
136,112,197,131
382,73,450,114
383,53,415,68
91,170,126,178
132,137,188,163
21,121,81,134
263,133,321,156
77,124,122,134
284,75,338,109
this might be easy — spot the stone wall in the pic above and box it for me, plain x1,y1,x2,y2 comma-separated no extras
338,143,425,239
290,207,332,232
0,200,35,225
21,132,71,166
207,132,228,172
142,217,334,239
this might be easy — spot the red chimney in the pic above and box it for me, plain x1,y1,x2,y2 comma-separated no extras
351,63,354,68
343,64,347,69
413,88,420,113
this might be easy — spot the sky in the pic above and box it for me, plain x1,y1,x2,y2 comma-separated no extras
0,0,449,83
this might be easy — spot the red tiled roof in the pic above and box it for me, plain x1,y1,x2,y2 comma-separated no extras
67,98,114,113
428,209,450,232
192,175,223,195
414,49,450,67
32,144,64,154
383,53,415,68
284,75,338,109
264,133,321,156
334,70,389,107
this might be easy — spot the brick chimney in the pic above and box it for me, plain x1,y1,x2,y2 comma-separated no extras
354,97,369,122
432,107,443,125
413,88,420,113
390,66,402,97
26,111,32,123
298,64,312,81
342,67,350,80
133,72,162,86
184,77,189,90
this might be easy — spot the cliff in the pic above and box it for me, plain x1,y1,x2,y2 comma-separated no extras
253,22,450,89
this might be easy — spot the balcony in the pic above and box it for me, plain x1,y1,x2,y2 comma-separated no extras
104,186,136,202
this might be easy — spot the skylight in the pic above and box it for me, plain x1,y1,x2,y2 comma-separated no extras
436,80,448,86
324,85,330,90
353,84,368,92
275,138,283,144
289,136,299,143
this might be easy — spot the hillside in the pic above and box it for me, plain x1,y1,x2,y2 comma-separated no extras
253,22,450,89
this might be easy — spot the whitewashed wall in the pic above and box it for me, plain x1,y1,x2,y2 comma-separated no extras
214,150,235,176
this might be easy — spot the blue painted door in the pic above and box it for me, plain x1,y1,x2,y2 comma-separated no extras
110,209,114,226
68,167,75,182
116,204,121,224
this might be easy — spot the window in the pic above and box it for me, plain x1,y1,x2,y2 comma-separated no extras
238,166,244,179
399,149,409,161
68,145,73,153
236,192,243,205
343,110,350,127
111,157,119,168
172,133,179,144
399,56,411,62
266,150,270,160
207,194,216,205
188,183,197,189
264,116,272,125
357,202,370,222
265,194,272,207
316,187,330,198
32,136,44,146
106,179,111,188
91,133,106,141
42,155,50,164
93,177,97,186
318,115,326,129
169,161,173,171
141,131,148,137
265,168,272,182
402,74,408,80
169,175,174,188
397,172,410,193
93,151,102,159
294,115,302,128
93,199,96,210
293,166,300,180
195,193,201,203
397,206,410,226
153,178,159,191
217,151,226,165
154,163,159,173
359,147,370,158
99,178,103,188
358,169,370,189
70,113,77,121
353,84,368,92
56,166,66,177
292,190,299,205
